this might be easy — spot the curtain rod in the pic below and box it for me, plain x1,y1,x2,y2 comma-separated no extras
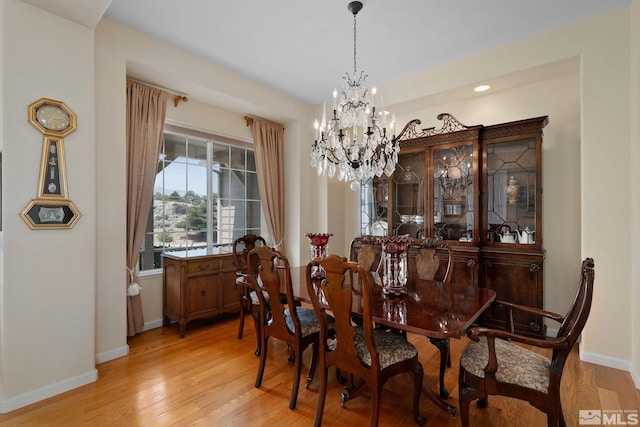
244,115,284,129
127,77,189,107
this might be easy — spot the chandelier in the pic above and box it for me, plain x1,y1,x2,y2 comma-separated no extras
310,1,398,191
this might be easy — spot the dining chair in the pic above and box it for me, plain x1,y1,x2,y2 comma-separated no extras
406,237,454,399
306,254,426,427
458,257,595,427
232,234,267,356
247,245,333,410
349,235,383,273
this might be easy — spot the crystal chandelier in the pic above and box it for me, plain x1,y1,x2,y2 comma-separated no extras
310,1,398,191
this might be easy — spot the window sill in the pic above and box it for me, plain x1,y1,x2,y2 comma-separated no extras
139,268,162,278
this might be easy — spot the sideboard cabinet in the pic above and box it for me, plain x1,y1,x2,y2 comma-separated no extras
360,114,548,337
163,252,240,337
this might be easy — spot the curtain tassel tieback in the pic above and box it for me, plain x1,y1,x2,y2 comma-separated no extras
127,267,143,297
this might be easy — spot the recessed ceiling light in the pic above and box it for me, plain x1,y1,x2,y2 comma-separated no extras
474,85,491,92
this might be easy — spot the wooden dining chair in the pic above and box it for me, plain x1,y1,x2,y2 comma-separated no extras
349,235,383,273
406,237,454,399
306,254,426,427
247,245,333,410
232,234,267,356
458,257,595,427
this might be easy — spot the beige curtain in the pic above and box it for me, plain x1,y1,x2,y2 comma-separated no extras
126,80,170,337
250,118,285,251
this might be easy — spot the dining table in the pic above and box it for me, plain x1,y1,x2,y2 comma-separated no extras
239,264,496,416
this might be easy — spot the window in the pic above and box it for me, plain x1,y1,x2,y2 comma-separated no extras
139,124,261,271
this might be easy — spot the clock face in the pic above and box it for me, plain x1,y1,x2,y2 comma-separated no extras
36,105,71,131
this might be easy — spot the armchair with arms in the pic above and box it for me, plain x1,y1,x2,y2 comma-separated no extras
458,257,595,427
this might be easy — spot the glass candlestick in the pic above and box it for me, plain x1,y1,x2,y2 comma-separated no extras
305,232,333,279
379,236,412,295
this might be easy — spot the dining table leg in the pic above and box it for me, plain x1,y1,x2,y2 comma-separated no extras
429,337,450,398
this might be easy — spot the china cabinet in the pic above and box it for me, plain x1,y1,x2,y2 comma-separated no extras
360,114,548,337
163,252,240,337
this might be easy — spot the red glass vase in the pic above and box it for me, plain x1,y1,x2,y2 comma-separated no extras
305,232,333,278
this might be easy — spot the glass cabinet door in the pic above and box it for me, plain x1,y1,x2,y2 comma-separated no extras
432,145,474,242
392,151,425,238
485,138,538,245
359,177,389,236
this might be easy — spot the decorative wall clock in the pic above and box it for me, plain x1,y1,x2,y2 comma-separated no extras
20,97,81,229
28,98,77,137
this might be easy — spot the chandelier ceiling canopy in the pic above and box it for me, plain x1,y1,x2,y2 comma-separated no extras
310,1,398,191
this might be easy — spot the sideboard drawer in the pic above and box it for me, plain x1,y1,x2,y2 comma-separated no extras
186,258,218,275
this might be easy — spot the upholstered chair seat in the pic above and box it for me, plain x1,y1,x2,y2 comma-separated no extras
461,337,551,393
284,306,334,337
354,327,419,369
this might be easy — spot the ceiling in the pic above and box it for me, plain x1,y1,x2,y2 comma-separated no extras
26,0,631,107
101,0,629,106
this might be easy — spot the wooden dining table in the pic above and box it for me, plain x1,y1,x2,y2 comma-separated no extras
239,265,496,415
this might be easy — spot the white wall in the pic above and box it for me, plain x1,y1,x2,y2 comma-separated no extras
631,0,640,389
0,0,97,411
578,8,632,370
0,0,6,404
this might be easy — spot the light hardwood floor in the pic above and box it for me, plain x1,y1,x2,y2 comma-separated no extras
1,314,638,426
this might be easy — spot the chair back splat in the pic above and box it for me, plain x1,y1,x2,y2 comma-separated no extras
233,234,266,274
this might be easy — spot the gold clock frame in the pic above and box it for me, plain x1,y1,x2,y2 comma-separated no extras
28,97,77,137
21,97,80,229
20,198,82,230
37,136,69,199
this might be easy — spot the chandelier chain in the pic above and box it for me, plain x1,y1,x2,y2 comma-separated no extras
353,11,357,78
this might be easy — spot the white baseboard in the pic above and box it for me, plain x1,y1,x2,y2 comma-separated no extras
95,344,129,364
143,318,163,331
94,319,162,365
0,369,98,413
580,347,638,389
631,363,640,389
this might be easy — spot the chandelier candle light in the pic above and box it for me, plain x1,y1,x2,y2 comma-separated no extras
310,1,398,191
